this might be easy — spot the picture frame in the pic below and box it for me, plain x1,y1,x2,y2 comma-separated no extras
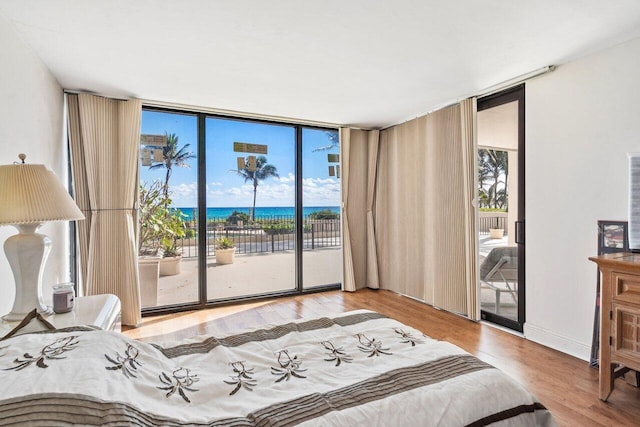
597,220,628,252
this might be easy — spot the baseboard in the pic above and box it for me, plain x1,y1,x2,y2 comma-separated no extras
523,323,591,361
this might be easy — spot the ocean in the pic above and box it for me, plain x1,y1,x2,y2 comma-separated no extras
175,206,340,220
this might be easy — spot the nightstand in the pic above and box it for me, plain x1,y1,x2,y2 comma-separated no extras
0,294,121,336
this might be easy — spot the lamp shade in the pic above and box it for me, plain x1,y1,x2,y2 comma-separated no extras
0,163,84,225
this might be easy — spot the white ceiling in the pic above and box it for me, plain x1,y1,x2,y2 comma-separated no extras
2,1,640,128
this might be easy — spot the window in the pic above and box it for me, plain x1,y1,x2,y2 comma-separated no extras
139,108,341,313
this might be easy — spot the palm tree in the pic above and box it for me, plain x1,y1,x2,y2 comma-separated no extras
478,149,508,209
230,156,279,221
312,130,339,152
149,133,196,199
478,151,491,208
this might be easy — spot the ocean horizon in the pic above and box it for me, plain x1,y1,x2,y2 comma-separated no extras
174,206,340,220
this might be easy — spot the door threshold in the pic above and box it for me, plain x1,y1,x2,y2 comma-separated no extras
481,320,524,338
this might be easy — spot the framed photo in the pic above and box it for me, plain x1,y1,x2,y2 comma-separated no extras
597,220,628,253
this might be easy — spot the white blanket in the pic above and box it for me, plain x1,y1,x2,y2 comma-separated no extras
0,310,555,426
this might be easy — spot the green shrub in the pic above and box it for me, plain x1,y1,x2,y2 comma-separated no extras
263,223,295,235
308,209,339,220
139,181,170,256
263,223,312,235
479,207,507,212
226,210,249,225
139,181,190,257
215,237,235,249
160,210,187,258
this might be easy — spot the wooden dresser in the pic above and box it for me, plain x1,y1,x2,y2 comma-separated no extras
589,253,640,401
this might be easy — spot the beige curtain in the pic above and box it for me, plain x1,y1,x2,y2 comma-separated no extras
375,100,478,317
376,118,427,299
460,98,479,320
68,93,142,326
365,130,380,288
428,103,470,315
67,96,91,292
340,128,380,291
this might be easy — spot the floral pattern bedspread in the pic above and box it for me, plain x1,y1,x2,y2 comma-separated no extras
0,310,555,426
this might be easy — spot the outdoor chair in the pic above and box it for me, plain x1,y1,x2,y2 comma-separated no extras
480,246,518,314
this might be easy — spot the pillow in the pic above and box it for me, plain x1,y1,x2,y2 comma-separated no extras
1,309,56,341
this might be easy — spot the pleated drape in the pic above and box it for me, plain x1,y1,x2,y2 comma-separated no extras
340,128,380,291
365,130,380,289
375,100,477,317
375,118,427,300
67,96,91,292
340,128,356,292
460,98,479,320
428,104,468,314
68,93,142,326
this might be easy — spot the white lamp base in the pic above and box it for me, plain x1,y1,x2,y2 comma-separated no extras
2,224,53,321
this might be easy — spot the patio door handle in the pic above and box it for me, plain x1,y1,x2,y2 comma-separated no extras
515,221,525,244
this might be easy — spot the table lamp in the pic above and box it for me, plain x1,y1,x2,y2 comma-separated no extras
0,154,84,321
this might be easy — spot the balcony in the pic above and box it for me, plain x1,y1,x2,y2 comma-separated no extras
141,217,342,308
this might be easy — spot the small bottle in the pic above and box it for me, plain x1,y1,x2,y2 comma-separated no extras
53,283,75,314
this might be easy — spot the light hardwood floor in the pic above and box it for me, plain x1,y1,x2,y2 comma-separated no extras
123,289,640,426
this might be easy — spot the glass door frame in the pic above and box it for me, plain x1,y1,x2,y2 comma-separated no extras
203,115,298,302
477,84,525,332
141,106,341,317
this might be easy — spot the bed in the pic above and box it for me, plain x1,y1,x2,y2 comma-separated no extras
0,310,555,426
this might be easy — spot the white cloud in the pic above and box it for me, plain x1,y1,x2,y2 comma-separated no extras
276,172,295,183
225,186,250,196
199,177,341,207
169,182,197,206
303,178,340,205
308,177,337,185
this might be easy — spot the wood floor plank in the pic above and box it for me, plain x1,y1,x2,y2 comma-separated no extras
123,289,640,426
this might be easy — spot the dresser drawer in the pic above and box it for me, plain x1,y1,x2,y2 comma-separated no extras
612,303,640,369
611,271,640,305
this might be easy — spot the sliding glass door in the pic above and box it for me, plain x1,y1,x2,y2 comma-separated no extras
477,85,525,332
205,118,297,300
139,108,341,312
139,109,199,309
301,128,342,289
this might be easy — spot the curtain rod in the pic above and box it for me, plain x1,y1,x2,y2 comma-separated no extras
64,89,132,102
380,65,556,131
476,65,556,97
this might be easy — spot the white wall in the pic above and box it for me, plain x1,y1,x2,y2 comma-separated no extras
525,36,640,360
0,17,66,313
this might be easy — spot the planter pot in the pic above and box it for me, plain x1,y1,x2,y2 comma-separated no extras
138,256,160,308
159,255,182,276
489,228,504,239
215,248,235,265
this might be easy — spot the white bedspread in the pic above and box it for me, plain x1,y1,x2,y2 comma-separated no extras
0,310,555,426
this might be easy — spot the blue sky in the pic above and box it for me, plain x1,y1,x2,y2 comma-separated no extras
140,110,340,208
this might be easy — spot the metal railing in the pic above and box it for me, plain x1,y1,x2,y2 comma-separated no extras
159,214,506,257
479,216,508,235
177,216,341,259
